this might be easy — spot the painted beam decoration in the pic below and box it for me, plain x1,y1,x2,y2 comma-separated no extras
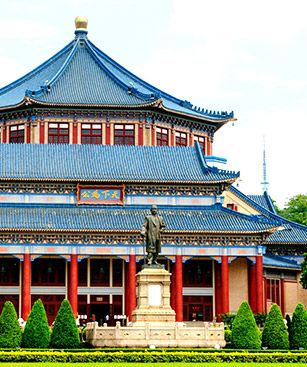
77,185,125,205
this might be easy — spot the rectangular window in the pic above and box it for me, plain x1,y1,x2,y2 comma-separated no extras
194,135,206,153
266,278,281,305
9,124,24,143
156,127,169,146
175,131,187,146
48,123,69,144
81,123,102,144
114,124,135,145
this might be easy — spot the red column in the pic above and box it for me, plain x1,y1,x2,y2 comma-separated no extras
72,122,78,144
39,121,45,144
22,253,31,320
280,278,285,316
26,123,31,143
255,255,264,313
170,129,175,146
138,124,143,146
248,261,257,312
221,255,229,314
2,125,7,143
126,254,136,320
151,125,155,146
106,123,111,145
69,254,78,317
215,261,222,320
189,132,193,146
174,255,183,321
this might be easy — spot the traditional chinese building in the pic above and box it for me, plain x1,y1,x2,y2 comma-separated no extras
0,17,306,324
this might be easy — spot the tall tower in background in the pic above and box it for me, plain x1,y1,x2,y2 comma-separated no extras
261,136,269,192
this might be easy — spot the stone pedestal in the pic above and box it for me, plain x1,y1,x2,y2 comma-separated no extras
131,267,175,324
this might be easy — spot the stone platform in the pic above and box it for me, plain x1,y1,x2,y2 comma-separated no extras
86,267,225,348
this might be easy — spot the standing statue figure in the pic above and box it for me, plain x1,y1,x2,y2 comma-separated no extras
141,205,165,266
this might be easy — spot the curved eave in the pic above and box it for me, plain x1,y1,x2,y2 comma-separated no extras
263,264,300,270
0,177,238,185
0,227,280,234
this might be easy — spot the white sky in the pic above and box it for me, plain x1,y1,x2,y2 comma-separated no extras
1,0,306,208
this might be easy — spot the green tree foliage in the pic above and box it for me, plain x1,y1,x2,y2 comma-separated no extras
0,301,21,348
231,301,261,350
278,194,307,226
22,299,50,348
289,303,307,349
300,253,307,289
50,299,80,349
262,304,289,349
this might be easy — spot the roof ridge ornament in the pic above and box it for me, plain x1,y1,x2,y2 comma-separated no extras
75,16,88,38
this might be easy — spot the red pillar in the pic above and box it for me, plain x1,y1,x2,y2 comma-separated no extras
126,254,136,320
151,125,155,146
280,278,285,316
170,129,175,146
255,255,264,313
248,261,257,312
22,253,31,320
106,123,111,145
2,125,7,143
174,255,183,321
69,254,78,317
26,123,31,143
215,261,222,319
138,124,143,146
39,121,45,144
72,122,78,144
221,255,229,314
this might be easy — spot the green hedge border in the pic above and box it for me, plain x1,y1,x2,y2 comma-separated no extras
0,351,306,363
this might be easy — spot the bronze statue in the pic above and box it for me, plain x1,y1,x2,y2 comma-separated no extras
141,205,165,266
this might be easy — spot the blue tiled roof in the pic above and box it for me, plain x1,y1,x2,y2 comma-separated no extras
247,192,276,213
0,206,279,233
229,186,307,244
0,31,234,122
0,143,239,183
263,254,301,270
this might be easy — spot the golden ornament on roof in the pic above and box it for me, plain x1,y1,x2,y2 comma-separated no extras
75,16,88,31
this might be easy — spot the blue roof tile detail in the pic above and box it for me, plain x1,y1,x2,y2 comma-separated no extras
263,254,301,269
0,206,279,233
229,186,307,244
0,143,239,183
247,192,276,213
0,33,234,122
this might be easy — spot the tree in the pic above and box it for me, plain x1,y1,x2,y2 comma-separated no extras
289,303,307,350
50,299,80,349
262,304,289,350
278,194,307,226
231,301,261,350
22,299,50,348
0,301,22,348
300,253,307,289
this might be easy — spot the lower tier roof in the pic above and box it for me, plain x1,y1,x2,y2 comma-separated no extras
0,206,279,233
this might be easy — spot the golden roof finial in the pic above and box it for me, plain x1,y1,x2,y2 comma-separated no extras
75,16,88,31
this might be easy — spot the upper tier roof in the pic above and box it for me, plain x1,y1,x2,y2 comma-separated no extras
0,25,234,124
0,143,239,184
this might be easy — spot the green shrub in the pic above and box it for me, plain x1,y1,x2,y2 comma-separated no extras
50,299,80,349
254,312,267,327
0,301,22,348
262,304,289,350
231,301,261,350
22,299,50,348
289,303,307,350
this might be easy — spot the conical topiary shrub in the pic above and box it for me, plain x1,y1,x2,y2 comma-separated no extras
50,299,80,349
231,301,261,349
262,304,289,349
22,299,51,348
289,303,307,350
0,301,22,348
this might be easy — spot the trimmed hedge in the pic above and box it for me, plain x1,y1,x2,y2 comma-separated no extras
22,299,50,348
0,301,21,348
0,351,306,363
262,304,289,350
231,301,261,350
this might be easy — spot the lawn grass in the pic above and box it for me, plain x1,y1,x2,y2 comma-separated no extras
0,363,306,367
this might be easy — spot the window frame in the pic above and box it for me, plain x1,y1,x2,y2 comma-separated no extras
156,127,169,146
114,124,135,146
9,124,25,143
175,131,187,146
48,123,69,144
81,123,102,144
